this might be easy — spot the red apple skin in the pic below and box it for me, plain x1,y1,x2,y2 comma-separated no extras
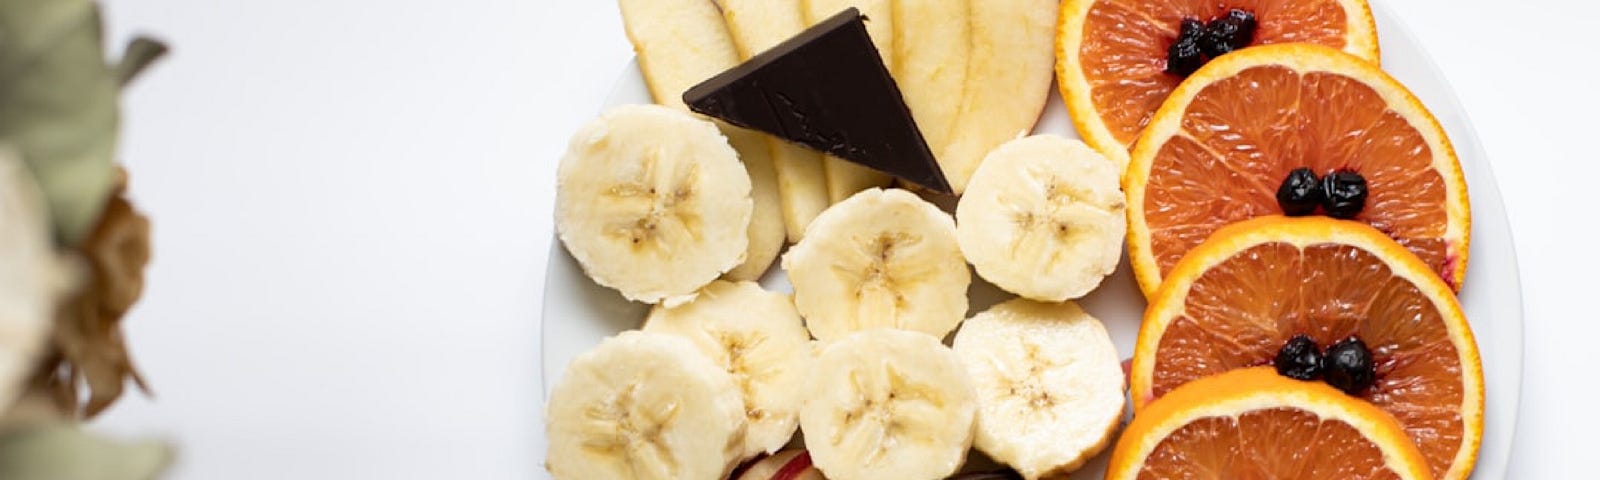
734,450,822,480
771,451,818,480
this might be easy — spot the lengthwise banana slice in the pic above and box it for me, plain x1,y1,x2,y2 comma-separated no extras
955,135,1125,302
782,188,970,341
951,299,1124,479
642,280,811,458
545,331,746,480
800,329,977,480
556,104,753,304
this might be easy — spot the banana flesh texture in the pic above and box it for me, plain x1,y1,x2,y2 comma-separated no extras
643,280,813,458
952,299,1125,479
545,331,747,480
782,188,970,342
800,329,977,480
618,0,788,282
555,105,753,304
956,135,1125,302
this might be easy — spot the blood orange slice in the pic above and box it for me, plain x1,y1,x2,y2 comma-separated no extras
1108,367,1433,480
1057,0,1379,169
1124,44,1470,296
1130,216,1483,480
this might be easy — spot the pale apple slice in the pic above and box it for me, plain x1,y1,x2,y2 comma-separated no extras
803,0,894,52
618,0,785,280
891,0,971,169
800,0,895,202
939,0,1058,194
718,0,831,243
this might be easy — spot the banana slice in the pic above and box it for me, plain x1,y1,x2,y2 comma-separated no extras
955,135,1125,302
545,331,747,480
555,104,752,304
782,188,970,342
642,280,812,458
618,0,787,282
951,299,1124,480
800,329,977,480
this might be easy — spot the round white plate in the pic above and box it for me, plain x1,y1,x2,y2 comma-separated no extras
540,1,1523,477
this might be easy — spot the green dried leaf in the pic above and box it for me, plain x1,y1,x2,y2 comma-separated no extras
0,0,131,244
0,424,171,480
115,37,167,87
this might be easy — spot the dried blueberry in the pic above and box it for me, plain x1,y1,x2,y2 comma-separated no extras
1322,337,1376,395
1276,167,1323,216
1274,334,1323,381
1166,19,1207,76
1179,17,1204,38
1320,170,1368,219
1201,9,1257,57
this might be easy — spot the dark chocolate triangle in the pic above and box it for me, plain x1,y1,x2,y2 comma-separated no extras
683,8,951,194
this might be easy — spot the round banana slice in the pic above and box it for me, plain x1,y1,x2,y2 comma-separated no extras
782,188,970,342
951,299,1124,480
799,329,977,480
556,104,753,304
642,280,812,458
545,331,746,480
955,135,1125,302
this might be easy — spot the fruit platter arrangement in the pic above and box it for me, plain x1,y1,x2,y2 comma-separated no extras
542,0,1494,479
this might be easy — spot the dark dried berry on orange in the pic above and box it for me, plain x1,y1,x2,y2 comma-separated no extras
1201,9,1257,57
1276,167,1323,216
1323,336,1376,395
1166,19,1207,77
1321,170,1368,219
1274,334,1323,381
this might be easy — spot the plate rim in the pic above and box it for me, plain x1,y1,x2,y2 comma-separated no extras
1369,0,1526,474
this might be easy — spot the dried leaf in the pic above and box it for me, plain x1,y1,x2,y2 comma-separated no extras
0,424,171,480
114,37,167,87
37,169,151,418
0,1,166,244
0,0,121,244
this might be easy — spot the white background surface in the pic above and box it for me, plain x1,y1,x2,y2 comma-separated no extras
87,0,1592,478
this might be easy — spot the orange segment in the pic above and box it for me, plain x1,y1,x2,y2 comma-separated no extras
1130,216,1483,480
1057,0,1378,169
1125,44,1470,297
1108,367,1433,480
